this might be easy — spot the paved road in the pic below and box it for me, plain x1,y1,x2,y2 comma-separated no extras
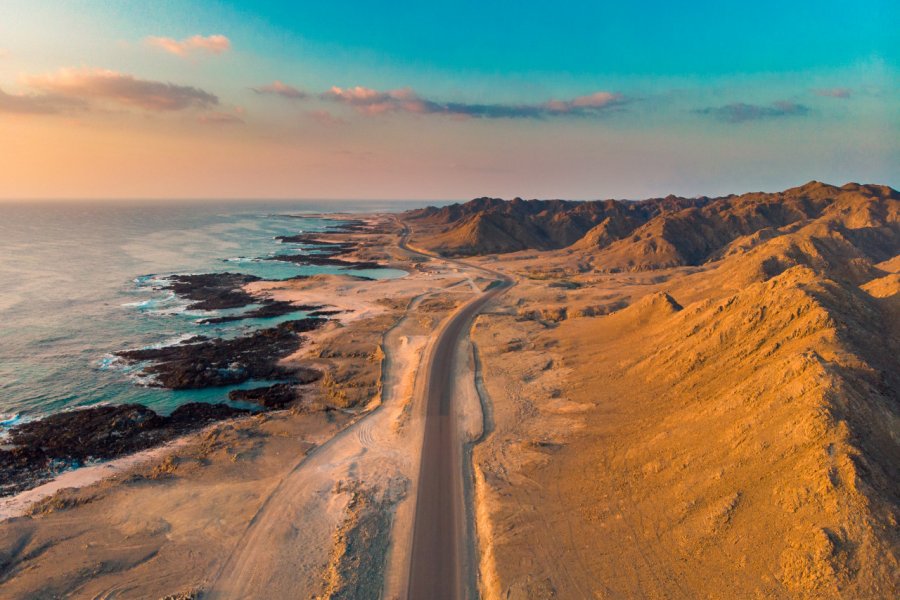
399,226,512,600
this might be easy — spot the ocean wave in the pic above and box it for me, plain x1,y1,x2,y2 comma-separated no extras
121,292,175,308
96,354,127,371
0,413,22,428
126,370,160,387
132,274,172,289
223,256,262,263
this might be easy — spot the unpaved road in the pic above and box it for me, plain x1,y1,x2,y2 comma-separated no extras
400,226,512,600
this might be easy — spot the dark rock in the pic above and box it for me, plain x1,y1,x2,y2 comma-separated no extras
308,309,345,317
267,254,382,270
166,272,261,310
229,383,298,409
0,402,251,497
198,300,323,324
167,402,248,428
116,318,325,389
275,235,358,255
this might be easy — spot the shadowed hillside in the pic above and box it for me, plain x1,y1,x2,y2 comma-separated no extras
405,182,898,268
405,195,702,255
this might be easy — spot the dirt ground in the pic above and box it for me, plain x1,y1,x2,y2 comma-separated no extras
468,241,899,599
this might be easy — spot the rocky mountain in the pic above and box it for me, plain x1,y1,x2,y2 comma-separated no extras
405,195,702,255
464,180,899,598
405,182,899,271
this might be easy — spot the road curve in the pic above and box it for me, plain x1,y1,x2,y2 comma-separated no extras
399,223,512,600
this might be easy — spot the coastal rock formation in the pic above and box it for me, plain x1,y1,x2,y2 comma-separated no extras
267,253,382,270
275,234,358,255
198,300,320,324
116,318,325,389
0,402,249,496
229,382,316,409
166,272,262,310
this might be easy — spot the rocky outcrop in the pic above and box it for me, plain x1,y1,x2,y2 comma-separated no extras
198,300,321,324
0,402,249,496
267,253,382,270
116,318,324,389
166,272,262,310
229,383,305,409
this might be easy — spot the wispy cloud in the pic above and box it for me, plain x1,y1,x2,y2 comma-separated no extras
146,34,231,57
308,109,344,126
694,101,810,123
0,87,86,115
322,86,626,118
813,87,851,99
257,83,627,119
198,110,244,125
24,68,218,111
252,80,307,99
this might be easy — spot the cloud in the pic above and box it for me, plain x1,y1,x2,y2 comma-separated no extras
198,110,244,125
0,87,86,115
308,109,344,126
252,80,308,99
0,49,8,59
146,34,231,57
813,87,852,99
694,101,810,123
260,84,627,119
24,68,218,111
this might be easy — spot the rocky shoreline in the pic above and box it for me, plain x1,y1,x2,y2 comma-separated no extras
116,318,324,388
0,313,327,497
0,217,389,499
0,402,249,497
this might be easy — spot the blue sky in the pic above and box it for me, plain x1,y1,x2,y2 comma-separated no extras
0,1,896,199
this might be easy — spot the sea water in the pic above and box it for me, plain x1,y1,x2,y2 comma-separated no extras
0,200,433,427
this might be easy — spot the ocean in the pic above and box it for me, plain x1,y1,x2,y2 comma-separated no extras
0,200,434,429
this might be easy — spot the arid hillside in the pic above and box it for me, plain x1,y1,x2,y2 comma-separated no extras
414,182,900,598
406,182,897,266
405,195,701,255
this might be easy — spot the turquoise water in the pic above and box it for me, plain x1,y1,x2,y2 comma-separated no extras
0,200,429,426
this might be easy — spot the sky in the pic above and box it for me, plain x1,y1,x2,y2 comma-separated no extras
0,0,897,200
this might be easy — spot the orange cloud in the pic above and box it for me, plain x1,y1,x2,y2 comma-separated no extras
197,110,244,125
549,91,622,111
309,85,627,118
24,68,218,112
252,80,307,99
322,86,428,115
146,34,231,57
0,87,86,114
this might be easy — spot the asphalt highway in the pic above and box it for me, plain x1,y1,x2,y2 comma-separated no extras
400,225,512,599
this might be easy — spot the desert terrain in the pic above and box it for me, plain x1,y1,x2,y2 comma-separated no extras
0,182,897,599
404,181,898,599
